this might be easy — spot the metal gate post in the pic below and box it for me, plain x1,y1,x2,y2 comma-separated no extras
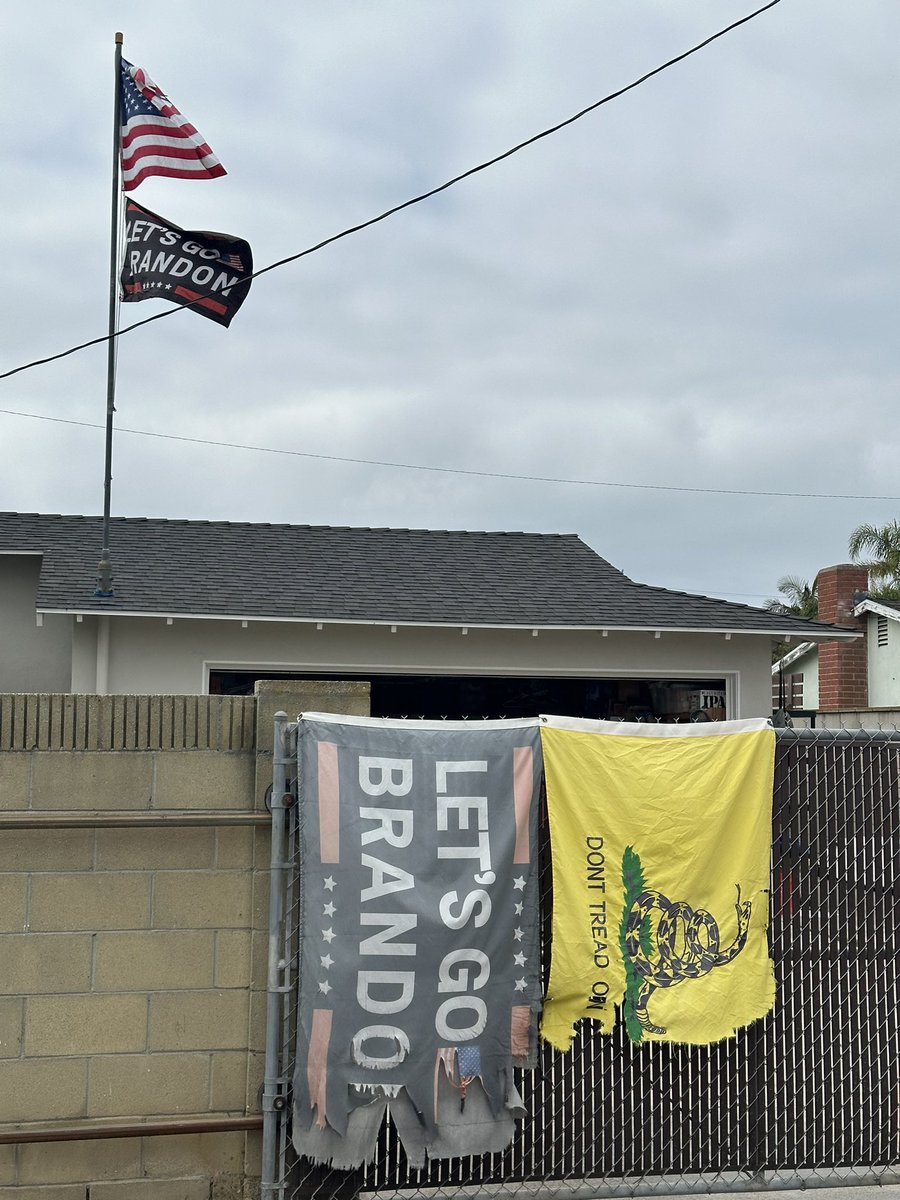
262,711,292,1198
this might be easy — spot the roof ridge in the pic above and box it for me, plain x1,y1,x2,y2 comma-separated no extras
0,512,581,538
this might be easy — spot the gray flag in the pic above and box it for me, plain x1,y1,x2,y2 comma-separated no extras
291,714,542,1167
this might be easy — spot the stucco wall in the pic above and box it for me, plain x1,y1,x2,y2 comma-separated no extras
70,615,776,718
774,647,819,710
0,556,72,693
866,611,900,709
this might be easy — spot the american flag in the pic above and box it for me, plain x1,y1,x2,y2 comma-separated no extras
120,59,226,192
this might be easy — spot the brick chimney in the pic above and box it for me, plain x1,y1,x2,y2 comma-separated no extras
817,563,868,711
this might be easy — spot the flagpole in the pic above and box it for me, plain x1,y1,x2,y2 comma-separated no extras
97,31,124,597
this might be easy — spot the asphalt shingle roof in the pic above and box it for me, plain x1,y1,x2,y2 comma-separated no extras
0,512,852,638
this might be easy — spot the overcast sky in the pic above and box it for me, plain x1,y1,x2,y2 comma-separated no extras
1,1,898,607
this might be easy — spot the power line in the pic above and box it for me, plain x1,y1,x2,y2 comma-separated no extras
0,0,783,385
2,402,897,503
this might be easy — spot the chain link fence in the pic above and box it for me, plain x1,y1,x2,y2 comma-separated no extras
267,726,900,1199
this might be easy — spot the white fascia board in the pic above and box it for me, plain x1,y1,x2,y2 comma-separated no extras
853,598,900,622
34,606,861,640
771,641,816,675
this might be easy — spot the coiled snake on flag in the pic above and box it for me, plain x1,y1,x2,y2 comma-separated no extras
624,886,751,1035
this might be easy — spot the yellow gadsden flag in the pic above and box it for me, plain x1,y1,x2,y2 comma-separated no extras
540,716,776,1050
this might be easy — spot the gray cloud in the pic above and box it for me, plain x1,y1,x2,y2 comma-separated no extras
2,0,899,608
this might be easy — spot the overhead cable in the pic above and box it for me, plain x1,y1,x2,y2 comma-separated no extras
0,0,782,385
2,401,895,504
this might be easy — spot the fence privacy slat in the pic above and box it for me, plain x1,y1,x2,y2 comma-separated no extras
0,695,257,751
275,727,900,1196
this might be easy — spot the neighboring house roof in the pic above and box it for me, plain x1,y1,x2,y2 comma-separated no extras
854,597,900,621
0,511,858,638
771,641,816,676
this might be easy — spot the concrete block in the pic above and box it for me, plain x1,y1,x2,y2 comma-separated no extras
0,873,27,931
209,1172,247,1200
94,931,215,991
90,1181,211,1200
95,826,216,870
254,768,274,812
0,1056,87,1121
0,1142,14,1184
0,1188,87,1200
150,990,249,1052
0,752,29,809
250,869,270,933
0,996,22,1057
209,1050,249,1111
88,1052,210,1117
248,990,267,1054
215,930,252,988
30,871,151,931
31,751,153,809
0,933,91,995
246,1050,264,1109
215,827,254,868
244,1129,262,1179
153,752,255,810
141,1129,245,1176
249,930,267,991
152,871,252,930
17,1136,142,1184
251,826,271,870
26,993,148,1056
2,827,94,871
254,679,370,747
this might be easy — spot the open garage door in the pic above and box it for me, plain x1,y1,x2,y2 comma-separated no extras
209,670,727,722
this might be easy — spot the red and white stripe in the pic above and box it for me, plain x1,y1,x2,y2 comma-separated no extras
120,64,226,191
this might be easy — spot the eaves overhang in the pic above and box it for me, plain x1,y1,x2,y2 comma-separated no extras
36,606,863,640
853,598,900,622
771,641,816,676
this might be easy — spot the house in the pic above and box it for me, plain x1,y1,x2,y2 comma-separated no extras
1,512,856,719
772,562,900,721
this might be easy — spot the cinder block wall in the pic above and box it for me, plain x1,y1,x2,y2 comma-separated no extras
0,682,369,1199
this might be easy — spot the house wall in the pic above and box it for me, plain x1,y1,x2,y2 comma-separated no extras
774,649,819,710
0,556,72,693
70,615,776,717
804,709,900,730
866,611,900,709
0,680,370,1198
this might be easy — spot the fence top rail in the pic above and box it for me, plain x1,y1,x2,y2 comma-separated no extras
775,727,900,744
284,722,899,745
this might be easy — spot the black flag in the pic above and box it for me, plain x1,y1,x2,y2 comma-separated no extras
121,200,252,327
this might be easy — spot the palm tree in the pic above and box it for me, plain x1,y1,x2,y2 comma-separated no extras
848,520,900,599
766,575,818,620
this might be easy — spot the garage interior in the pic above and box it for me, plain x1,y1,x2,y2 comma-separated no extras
209,671,727,722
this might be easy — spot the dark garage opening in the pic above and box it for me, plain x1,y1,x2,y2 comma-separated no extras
209,671,727,722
